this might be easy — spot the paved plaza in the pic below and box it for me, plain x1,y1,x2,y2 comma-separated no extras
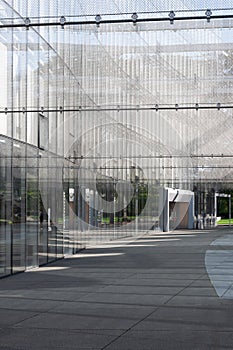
1,227,233,349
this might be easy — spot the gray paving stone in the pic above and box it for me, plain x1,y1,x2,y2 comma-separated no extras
100,284,184,295
0,309,38,326
132,305,233,331
110,277,192,287
0,227,233,349
14,311,144,331
0,328,121,350
0,290,90,302
166,295,223,307
51,300,154,314
178,286,217,296
104,330,233,350
133,272,205,279
0,297,61,311
78,291,171,306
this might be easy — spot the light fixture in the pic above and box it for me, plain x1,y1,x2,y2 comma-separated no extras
195,103,199,110
175,103,179,111
217,102,221,110
168,11,175,24
60,16,66,29
95,14,101,27
131,12,138,25
24,17,31,30
205,9,212,23
155,104,159,111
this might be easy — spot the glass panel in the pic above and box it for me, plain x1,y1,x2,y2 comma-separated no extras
26,146,38,269
47,154,58,262
0,137,12,277
0,41,7,135
38,152,48,266
12,142,26,273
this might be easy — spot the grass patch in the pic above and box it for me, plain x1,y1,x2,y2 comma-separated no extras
218,218,233,225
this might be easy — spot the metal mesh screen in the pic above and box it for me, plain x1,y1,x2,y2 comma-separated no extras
1,0,233,276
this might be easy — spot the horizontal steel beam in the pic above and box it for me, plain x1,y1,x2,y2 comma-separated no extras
0,103,232,114
1,13,233,29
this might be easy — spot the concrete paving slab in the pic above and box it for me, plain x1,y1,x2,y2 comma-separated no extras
0,297,61,311
99,284,185,295
132,305,233,331
0,290,91,302
78,291,171,306
103,330,233,350
0,328,121,350
0,309,38,327
52,300,154,314
132,272,205,279
188,279,213,287
127,330,233,348
0,227,233,349
178,286,217,296
166,295,223,307
14,311,147,331
110,277,193,287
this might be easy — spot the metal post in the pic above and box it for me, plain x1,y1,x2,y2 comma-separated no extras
135,183,138,233
229,195,231,226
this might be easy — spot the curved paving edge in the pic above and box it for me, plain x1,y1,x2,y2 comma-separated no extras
205,233,233,298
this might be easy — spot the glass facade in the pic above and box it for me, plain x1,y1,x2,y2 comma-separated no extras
1,1,233,276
